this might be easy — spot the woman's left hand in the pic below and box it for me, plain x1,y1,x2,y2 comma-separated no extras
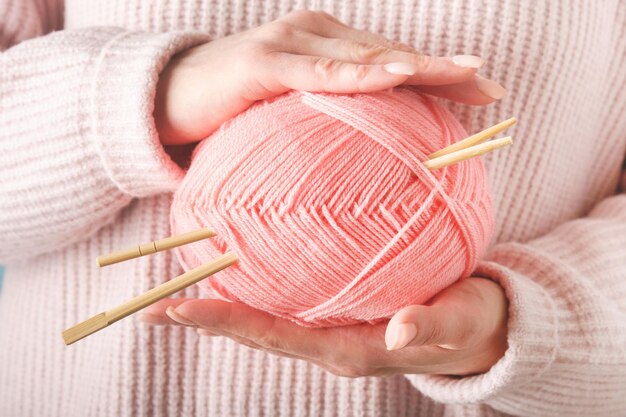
140,277,508,377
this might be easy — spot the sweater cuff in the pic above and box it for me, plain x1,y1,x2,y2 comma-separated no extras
90,30,210,197
405,243,558,405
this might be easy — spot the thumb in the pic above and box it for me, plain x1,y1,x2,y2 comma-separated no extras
385,304,471,351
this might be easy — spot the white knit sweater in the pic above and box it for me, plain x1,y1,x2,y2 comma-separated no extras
1,1,626,416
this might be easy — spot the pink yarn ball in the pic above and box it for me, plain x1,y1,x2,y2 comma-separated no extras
170,87,493,327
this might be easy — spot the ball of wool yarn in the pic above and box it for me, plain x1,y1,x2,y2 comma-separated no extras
170,87,493,327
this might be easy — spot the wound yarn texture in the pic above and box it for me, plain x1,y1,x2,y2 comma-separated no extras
170,87,493,327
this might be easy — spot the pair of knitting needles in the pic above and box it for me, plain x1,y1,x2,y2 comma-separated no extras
62,117,516,345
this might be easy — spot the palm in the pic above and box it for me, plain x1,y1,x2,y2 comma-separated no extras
142,277,508,377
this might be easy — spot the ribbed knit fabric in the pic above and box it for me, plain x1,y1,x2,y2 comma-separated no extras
0,1,625,416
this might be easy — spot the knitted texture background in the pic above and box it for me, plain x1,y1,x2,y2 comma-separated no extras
171,87,494,326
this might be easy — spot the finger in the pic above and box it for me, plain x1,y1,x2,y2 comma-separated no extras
173,299,465,376
282,10,418,54
197,327,270,349
275,12,482,85
177,301,369,373
415,74,507,104
385,304,474,350
199,326,321,363
262,53,413,93
138,298,193,325
275,31,479,86
281,11,487,86
171,299,387,371
173,299,328,355
319,14,418,54
196,328,218,337
186,309,313,360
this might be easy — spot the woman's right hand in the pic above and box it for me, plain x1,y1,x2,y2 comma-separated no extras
155,10,506,145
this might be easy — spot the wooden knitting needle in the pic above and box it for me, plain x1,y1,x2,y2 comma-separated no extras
424,136,513,170
427,117,517,159
96,227,216,267
62,251,238,345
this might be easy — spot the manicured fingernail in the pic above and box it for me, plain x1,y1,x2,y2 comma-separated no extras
385,323,417,351
137,313,166,325
166,306,196,326
452,55,484,68
383,62,417,75
197,328,216,336
475,74,507,99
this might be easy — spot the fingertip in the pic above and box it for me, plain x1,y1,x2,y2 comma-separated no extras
451,55,484,69
385,322,417,350
386,304,453,348
389,304,424,325
170,299,205,321
383,62,417,75
137,313,168,326
385,305,426,349
474,74,507,100
142,297,191,318
165,306,197,326
173,298,233,329
404,56,479,86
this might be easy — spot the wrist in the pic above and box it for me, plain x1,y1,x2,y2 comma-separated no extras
154,53,181,146
154,42,212,146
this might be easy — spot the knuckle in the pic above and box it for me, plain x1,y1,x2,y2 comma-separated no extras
350,42,389,62
255,322,283,351
314,57,339,81
283,9,319,23
391,40,418,53
352,64,371,84
261,21,296,40
314,10,336,21
411,54,434,72
256,332,276,349
421,322,446,345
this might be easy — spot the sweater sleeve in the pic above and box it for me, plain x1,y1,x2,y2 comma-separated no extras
405,166,626,416
0,13,210,261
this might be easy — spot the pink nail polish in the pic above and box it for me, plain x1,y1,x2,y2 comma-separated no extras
385,323,417,351
383,62,417,75
165,307,196,326
475,75,507,99
451,55,484,69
